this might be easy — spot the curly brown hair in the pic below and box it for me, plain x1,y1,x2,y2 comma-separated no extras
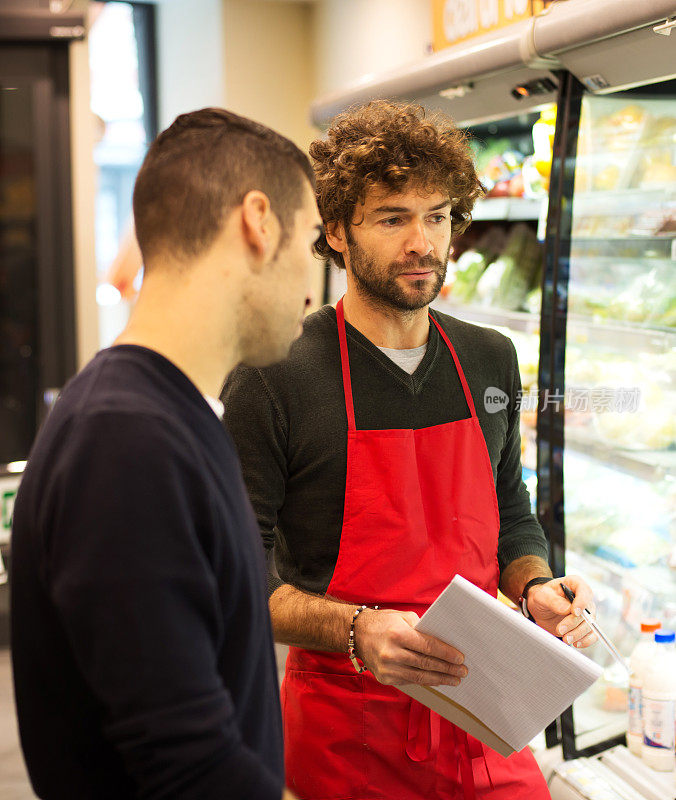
310,101,484,268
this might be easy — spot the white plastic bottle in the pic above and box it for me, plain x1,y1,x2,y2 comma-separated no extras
627,619,661,755
641,630,676,771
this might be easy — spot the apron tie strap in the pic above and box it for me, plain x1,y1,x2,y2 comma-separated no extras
464,733,494,791
448,725,479,800
481,745,494,791
406,700,440,762
406,703,494,797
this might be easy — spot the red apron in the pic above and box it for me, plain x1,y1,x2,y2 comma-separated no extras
281,299,550,800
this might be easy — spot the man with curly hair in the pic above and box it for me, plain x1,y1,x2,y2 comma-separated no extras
223,101,596,799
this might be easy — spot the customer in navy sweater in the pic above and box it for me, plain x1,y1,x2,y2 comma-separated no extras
10,108,323,800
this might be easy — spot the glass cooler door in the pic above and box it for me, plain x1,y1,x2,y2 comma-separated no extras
553,77,676,756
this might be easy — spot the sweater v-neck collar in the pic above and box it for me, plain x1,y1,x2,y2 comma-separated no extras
328,306,441,393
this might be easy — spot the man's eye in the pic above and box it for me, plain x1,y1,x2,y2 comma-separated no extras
380,217,401,227
429,214,448,224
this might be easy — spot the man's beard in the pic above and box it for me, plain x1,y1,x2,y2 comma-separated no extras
347,237,449,312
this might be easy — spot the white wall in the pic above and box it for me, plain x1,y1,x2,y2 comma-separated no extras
156,0,317,147
70,3,100,368
222,0,317,150
156,0,225,129
221,0,323,306
313,0,432,97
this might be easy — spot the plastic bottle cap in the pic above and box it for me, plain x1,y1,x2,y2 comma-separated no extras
654,630,675,644
640,619,662,633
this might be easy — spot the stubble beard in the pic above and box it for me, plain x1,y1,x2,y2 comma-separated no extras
238,246,300,368
347,237,450,313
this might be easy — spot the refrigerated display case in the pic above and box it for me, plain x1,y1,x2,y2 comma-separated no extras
313,0,676,760
554,78,676,756
549,745,676,799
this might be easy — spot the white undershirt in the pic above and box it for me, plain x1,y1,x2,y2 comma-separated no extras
376,343,428,375
204,394,225,420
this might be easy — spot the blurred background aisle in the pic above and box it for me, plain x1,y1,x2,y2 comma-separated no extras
0,650,33,799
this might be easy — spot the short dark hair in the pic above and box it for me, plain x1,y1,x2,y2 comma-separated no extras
133,107,315,265
310,100,483,269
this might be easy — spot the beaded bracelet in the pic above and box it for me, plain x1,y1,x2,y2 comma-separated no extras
347,604,379,674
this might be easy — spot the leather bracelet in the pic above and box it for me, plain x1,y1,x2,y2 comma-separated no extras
518,576,552,622
348,604,378,674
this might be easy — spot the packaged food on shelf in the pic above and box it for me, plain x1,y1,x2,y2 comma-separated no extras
472,137,518,196
641,630,676,771
494,230,542,311
521,156,547,198
607,266,676,326
566,346,676,452
567,259,676,328
471,106,556,201
575,99,676,197
627,619,662,756
523,287,540,316
474,223,541,310
592,663,629,713
442,226,506,302
564,456,673,569
511,331,539,391
529,104,556,195
635,113,676,189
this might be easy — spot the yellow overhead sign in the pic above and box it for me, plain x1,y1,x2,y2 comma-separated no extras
432,0,550,51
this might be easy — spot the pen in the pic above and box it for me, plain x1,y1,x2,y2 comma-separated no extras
560,583,629,673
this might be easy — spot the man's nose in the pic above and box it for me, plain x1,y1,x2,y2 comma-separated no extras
404,220,433,257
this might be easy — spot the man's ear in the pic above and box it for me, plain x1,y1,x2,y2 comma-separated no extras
241,190,279,267
325,221,348,255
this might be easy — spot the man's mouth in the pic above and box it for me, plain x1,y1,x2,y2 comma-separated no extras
400,270,435,278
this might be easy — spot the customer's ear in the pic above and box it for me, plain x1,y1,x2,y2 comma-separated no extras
241,190,280,268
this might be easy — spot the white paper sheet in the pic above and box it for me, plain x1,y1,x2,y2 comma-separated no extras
399,575,602,755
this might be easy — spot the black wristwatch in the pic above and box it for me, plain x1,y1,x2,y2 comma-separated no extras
518,576,552,622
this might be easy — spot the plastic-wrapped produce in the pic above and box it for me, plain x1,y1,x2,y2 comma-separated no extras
446,227,507,303
475,224,541,310
447,250,488,303
494,231,542,311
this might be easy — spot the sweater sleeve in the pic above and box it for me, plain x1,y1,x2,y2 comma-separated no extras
495,340,550,572
222,366,288,596
41,411,282,800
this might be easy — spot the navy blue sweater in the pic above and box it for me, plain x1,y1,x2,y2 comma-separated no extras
11,346,283,799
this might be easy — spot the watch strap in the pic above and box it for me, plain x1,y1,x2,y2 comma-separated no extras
518,576,552,622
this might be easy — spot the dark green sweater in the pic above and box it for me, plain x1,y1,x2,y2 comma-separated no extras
222,305,548,598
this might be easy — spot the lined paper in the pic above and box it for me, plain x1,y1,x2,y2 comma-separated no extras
400,575,602,754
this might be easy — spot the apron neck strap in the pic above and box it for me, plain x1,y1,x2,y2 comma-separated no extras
428,313,477,418
336,299,478,428
336,298,356,431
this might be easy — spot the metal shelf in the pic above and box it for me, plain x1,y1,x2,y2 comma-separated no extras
431,299,540,334
570,252,676,271
565,429,676,483
566,313,674,354
570,239,675,261
571,235,675,242
432,300,674,352
569,255,674,264
571,187,676,216
472,196,544,222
